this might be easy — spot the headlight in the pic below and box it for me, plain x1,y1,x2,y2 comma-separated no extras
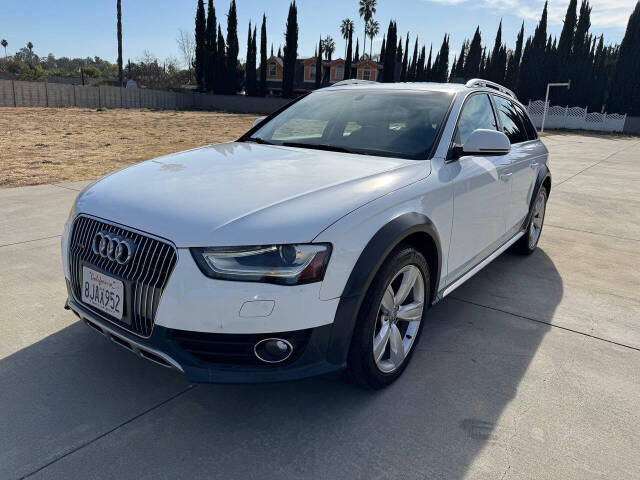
191,244,331,285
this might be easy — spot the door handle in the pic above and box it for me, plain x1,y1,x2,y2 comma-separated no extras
530,162,539,169
499,173,513,182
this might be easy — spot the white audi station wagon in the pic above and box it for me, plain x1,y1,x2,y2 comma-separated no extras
62,79,550,388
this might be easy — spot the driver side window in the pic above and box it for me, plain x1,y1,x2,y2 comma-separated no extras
454,94,498,146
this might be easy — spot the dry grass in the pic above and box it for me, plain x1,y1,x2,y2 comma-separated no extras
0,107,257,188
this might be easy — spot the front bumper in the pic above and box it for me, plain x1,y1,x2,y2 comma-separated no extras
67,296,344,383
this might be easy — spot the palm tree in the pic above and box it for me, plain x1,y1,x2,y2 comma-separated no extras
358,0,377,58
1,39,7,59
117,0,123,86
323,35,336,61
26,42,34,66
340,18,354,57
366,20,379,59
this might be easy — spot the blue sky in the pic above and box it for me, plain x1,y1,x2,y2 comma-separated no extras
1,0,636,67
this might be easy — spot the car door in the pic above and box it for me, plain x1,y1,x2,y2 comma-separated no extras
444,93,512,285
492,95,541,234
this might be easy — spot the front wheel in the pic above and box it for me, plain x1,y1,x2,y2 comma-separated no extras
348,244,430,389
515,187,547,255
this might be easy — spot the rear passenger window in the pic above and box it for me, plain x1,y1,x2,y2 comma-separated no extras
454,94,498,146
515,104,538,140
493,96,528,144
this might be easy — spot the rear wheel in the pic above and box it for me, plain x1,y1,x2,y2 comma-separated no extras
515,187,547,255
348,244,430,389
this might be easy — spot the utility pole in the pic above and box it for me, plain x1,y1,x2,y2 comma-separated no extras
541,81,571,133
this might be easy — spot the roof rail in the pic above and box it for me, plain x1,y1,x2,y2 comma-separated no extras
465,78,516,99
332,79,378,87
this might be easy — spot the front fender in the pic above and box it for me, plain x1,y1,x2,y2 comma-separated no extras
325,213,442,365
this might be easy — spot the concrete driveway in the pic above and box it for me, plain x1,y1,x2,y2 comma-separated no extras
1,134,639,479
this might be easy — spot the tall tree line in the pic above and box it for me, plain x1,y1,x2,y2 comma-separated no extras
194,0,268,96
188,0,639,114
443,0,638,113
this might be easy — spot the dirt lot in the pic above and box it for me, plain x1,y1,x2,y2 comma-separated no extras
0,107,257,188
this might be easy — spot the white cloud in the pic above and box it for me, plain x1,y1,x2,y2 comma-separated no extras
425,0,636,29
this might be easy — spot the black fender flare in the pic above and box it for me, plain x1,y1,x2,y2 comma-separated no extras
325,212,442,365
522,164,552,231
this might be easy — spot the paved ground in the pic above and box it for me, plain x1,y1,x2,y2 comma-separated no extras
1,133,639,479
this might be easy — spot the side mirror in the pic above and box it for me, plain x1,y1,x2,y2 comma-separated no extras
252,116,266,129
462,129,511,156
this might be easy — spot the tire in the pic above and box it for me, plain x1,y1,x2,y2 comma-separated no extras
515,187,548,255
348,244,430,389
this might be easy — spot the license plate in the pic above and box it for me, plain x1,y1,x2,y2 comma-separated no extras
82,266,124,321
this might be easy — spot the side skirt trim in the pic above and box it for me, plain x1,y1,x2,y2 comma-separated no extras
441,231,524,298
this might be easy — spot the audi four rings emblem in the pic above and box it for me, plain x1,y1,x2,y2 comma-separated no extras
92,231,136,265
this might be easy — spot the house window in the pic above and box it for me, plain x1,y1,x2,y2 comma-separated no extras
335,66,344,81
309,67,316,81
269,63,277,76
363,67,371,81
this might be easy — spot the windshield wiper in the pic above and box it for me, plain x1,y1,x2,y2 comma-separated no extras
281,142,367,155
245,137,275,145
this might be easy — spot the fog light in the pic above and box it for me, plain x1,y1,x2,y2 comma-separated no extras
254,338,293,363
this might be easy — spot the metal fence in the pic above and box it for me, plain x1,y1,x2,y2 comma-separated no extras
527,100,627,133
0,79,290,114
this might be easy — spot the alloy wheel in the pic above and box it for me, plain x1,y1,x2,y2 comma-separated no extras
528,191,546,249
372,265,425,373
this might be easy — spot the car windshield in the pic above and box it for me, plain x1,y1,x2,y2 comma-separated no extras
245,89,454,160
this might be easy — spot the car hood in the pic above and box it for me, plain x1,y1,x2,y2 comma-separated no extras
74,142,429,247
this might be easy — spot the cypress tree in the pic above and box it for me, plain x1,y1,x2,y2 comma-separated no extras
449,56,457,82
226,0,239,94
569,0,592,106
479,47,487,78
487,21,503,82
495,45,507,85
205,0,217,92
382,21,397,82
432,34,449,82
453,41,467,82
282,1,298,97
315,37,322,88
194,0,207,91
215,24,226,94
397,37,404,81
379,36,386,65
416,45,426,81
425,44,432,81
545,35,557,96
245,22,257,96
589,35,605,111
504,22,524,90
609,1,640,114
464,27,482,80
516,37,532,98
408,37,418,81
259,14,267,97
354,39,360,62
554,0,577,103
344,25,353,80
518,1,548,101
400,33,409,81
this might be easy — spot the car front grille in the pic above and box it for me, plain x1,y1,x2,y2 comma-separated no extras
171,329,312,366
69,215,177,337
